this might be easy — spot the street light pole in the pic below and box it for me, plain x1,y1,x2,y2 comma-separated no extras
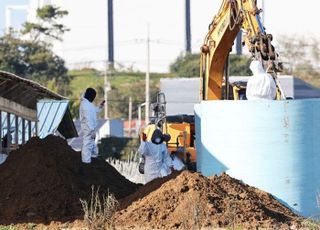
145,25,150,125
104,61,110,119
128,96,132,137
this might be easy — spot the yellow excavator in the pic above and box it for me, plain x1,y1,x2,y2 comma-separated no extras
200,0,283,101
145,0,283,170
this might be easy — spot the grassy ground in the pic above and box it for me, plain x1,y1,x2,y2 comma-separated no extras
69,69,175,96
68,69,176,119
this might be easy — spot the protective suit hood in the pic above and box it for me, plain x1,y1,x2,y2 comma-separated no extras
84,88,96,102
151,129,163,145
250,60,265,75
246,60,277,100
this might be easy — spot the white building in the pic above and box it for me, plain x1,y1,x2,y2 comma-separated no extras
160,76,320,115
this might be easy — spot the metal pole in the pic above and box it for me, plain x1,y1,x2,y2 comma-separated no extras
138,105,141,129
15,115,18,148
128,96,132,137
145,25,150,125
35,121,38,136
28,120,31,140
236,30,242,55
104,61,109,119
0,111,2,153
22,118,25,144
6,113,10,154
185,0,191,53
108,0,114,68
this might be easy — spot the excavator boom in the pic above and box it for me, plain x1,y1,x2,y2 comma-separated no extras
200,0,282,100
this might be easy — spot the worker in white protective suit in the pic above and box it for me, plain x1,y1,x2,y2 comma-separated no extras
138,127,173,183
246,60,277,100
79,88,105,163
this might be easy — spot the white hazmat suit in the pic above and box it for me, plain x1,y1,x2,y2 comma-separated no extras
246,60,277,100
79,96,102,163
138,141,173,183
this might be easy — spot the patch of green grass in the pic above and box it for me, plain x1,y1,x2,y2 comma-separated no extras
69,69,103,98
67,68,176,119
68,69,171,98
0,226,16,230
27,223,36,230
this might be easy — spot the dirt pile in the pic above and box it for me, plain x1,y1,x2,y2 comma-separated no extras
0,135,139,225
116,171,302,229
119,170,182,210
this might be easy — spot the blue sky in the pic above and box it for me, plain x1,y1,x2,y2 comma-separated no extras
0,0,28,34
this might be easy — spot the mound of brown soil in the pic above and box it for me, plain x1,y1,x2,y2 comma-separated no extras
119,170,182,210
0,135,139,225
116,171,302,229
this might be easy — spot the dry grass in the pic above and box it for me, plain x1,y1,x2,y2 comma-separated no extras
181,194,207,230
80,186,119,230
300,193,320,229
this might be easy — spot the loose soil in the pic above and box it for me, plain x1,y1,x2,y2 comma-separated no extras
0,135,139,225
116,171,303,229
0,135,307,229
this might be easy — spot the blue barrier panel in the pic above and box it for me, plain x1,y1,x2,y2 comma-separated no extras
195,99,320,217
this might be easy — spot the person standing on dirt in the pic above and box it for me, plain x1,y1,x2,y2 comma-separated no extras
79,88,105,163
138,126,173,183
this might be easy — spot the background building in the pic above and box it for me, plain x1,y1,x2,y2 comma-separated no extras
161,76,320,115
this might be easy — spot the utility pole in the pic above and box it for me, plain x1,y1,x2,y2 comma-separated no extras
104,61,110,119
185,0,191,53
145,25,150,125
138,105,142,129
236,31,242,55
138,103,145,131
128,96,132,137
108,0,114,69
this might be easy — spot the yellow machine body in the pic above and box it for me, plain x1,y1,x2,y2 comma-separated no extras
163,120,196,164
143,0,283,170
200,0,283,101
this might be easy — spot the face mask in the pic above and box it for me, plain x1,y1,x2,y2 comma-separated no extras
151,129,163,145
154,137,162,144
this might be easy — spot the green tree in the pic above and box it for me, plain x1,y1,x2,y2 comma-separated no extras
108,80,158,119
22,5,69,41
229,54,251,76
0,34,69,95
169,53,200,78
0,5,70,95
277,35,320,87
169,53,251,77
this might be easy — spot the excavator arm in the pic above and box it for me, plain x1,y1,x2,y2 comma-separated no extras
200,0,282,100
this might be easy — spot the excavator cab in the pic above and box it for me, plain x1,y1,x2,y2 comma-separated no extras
222,80,283,100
